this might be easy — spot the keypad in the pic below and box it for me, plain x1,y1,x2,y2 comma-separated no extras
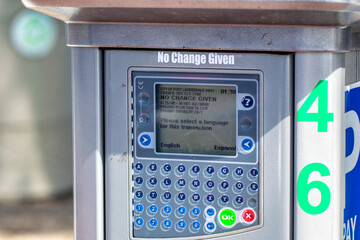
132,162,259,238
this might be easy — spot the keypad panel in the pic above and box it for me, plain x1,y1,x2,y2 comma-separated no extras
132,161,259,238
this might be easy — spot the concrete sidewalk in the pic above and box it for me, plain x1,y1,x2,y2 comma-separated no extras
0,196,73,240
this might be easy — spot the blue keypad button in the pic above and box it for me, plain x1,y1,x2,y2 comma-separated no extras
149,191,158,200
250,182,259,192
163,219,172,229
191,193,200,202
163,205,172,215
163,178,172,188
135,217,144,228
177,179,186,188
177,192,186,201
241,95,254,108
135,163,143,172
249,168,259,178
163,192,172,200
235,181,244,191
177,164,186,174
206,166,215,175
220,181,230,191
206,180,215,189
163,164,171,173
192,179,200,188
177,220,186,230
220,167,230,176
235,196,244,205
138,113,150,127
135,191,143,199
191,207,201,217
241,138,254,152
135,204,144,214
139,133,151,147
205,206,216,219
148,218,158,228
191,221,201,231
148,204,158,214
220,195,230,204
149,177,157,186
192,165,200,175
234,167,244,178
135,177,143,185
177,206,186,215
149,163,157,173
206,194,215,203
205,222,216,233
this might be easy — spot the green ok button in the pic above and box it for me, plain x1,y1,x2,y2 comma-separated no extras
219,208,236,227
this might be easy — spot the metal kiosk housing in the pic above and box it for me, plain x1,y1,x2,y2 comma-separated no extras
21,1,360,240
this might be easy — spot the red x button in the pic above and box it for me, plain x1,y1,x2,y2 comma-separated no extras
242,208,256,223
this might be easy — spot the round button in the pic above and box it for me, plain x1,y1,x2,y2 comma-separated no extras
135,177,143,186
162,178,172,189
248,198,257,208
162,164,172,175
135,204,144,215
191,207,201,218
191,179,200,190
205,221,216,233
135,191,143,200
176,179,186,190
176,206,186,217
147,218,158,230
249,168,259,178
147,177,157,188
204,206,216,219
240,117,252,131
219,181,230,192
135,217,144,229
233,181,244,193
218,208,236,228
176,164,186,176
162,205,172,216
191,165,200,176
162,192,172,203
205,166,215,176
240,138,255,154
220,195,230,205
191,194,201,204
177,193,186,203
147,204,158,215
176,220,187,232
206,194,215,204
190,221,201,232
219,167,230,178
134,163,143,173
233,167,244,179
138,113,150,126
148,191,158,201
234,196,244,206
249,182,259,194
242,208,256,224
162,219,172,231
241,95,254,109
138,92,150,104
147,163,157,175
205,180,215,191
139,133,152,147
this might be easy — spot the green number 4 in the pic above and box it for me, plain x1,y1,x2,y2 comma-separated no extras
297,80,334,132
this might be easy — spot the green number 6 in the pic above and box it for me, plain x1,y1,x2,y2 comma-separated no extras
297,163,331,215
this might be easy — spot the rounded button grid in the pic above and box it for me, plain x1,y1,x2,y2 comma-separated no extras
132,162,259,236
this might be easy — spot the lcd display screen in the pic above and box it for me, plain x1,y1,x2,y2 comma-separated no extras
156,84,237,156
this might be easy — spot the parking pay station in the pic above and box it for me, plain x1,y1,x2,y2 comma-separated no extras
21,1,360,240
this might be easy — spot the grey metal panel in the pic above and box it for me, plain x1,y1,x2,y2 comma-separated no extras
72,47,104,240
105,50,292,240
21,0,360,26
66,24,349,52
